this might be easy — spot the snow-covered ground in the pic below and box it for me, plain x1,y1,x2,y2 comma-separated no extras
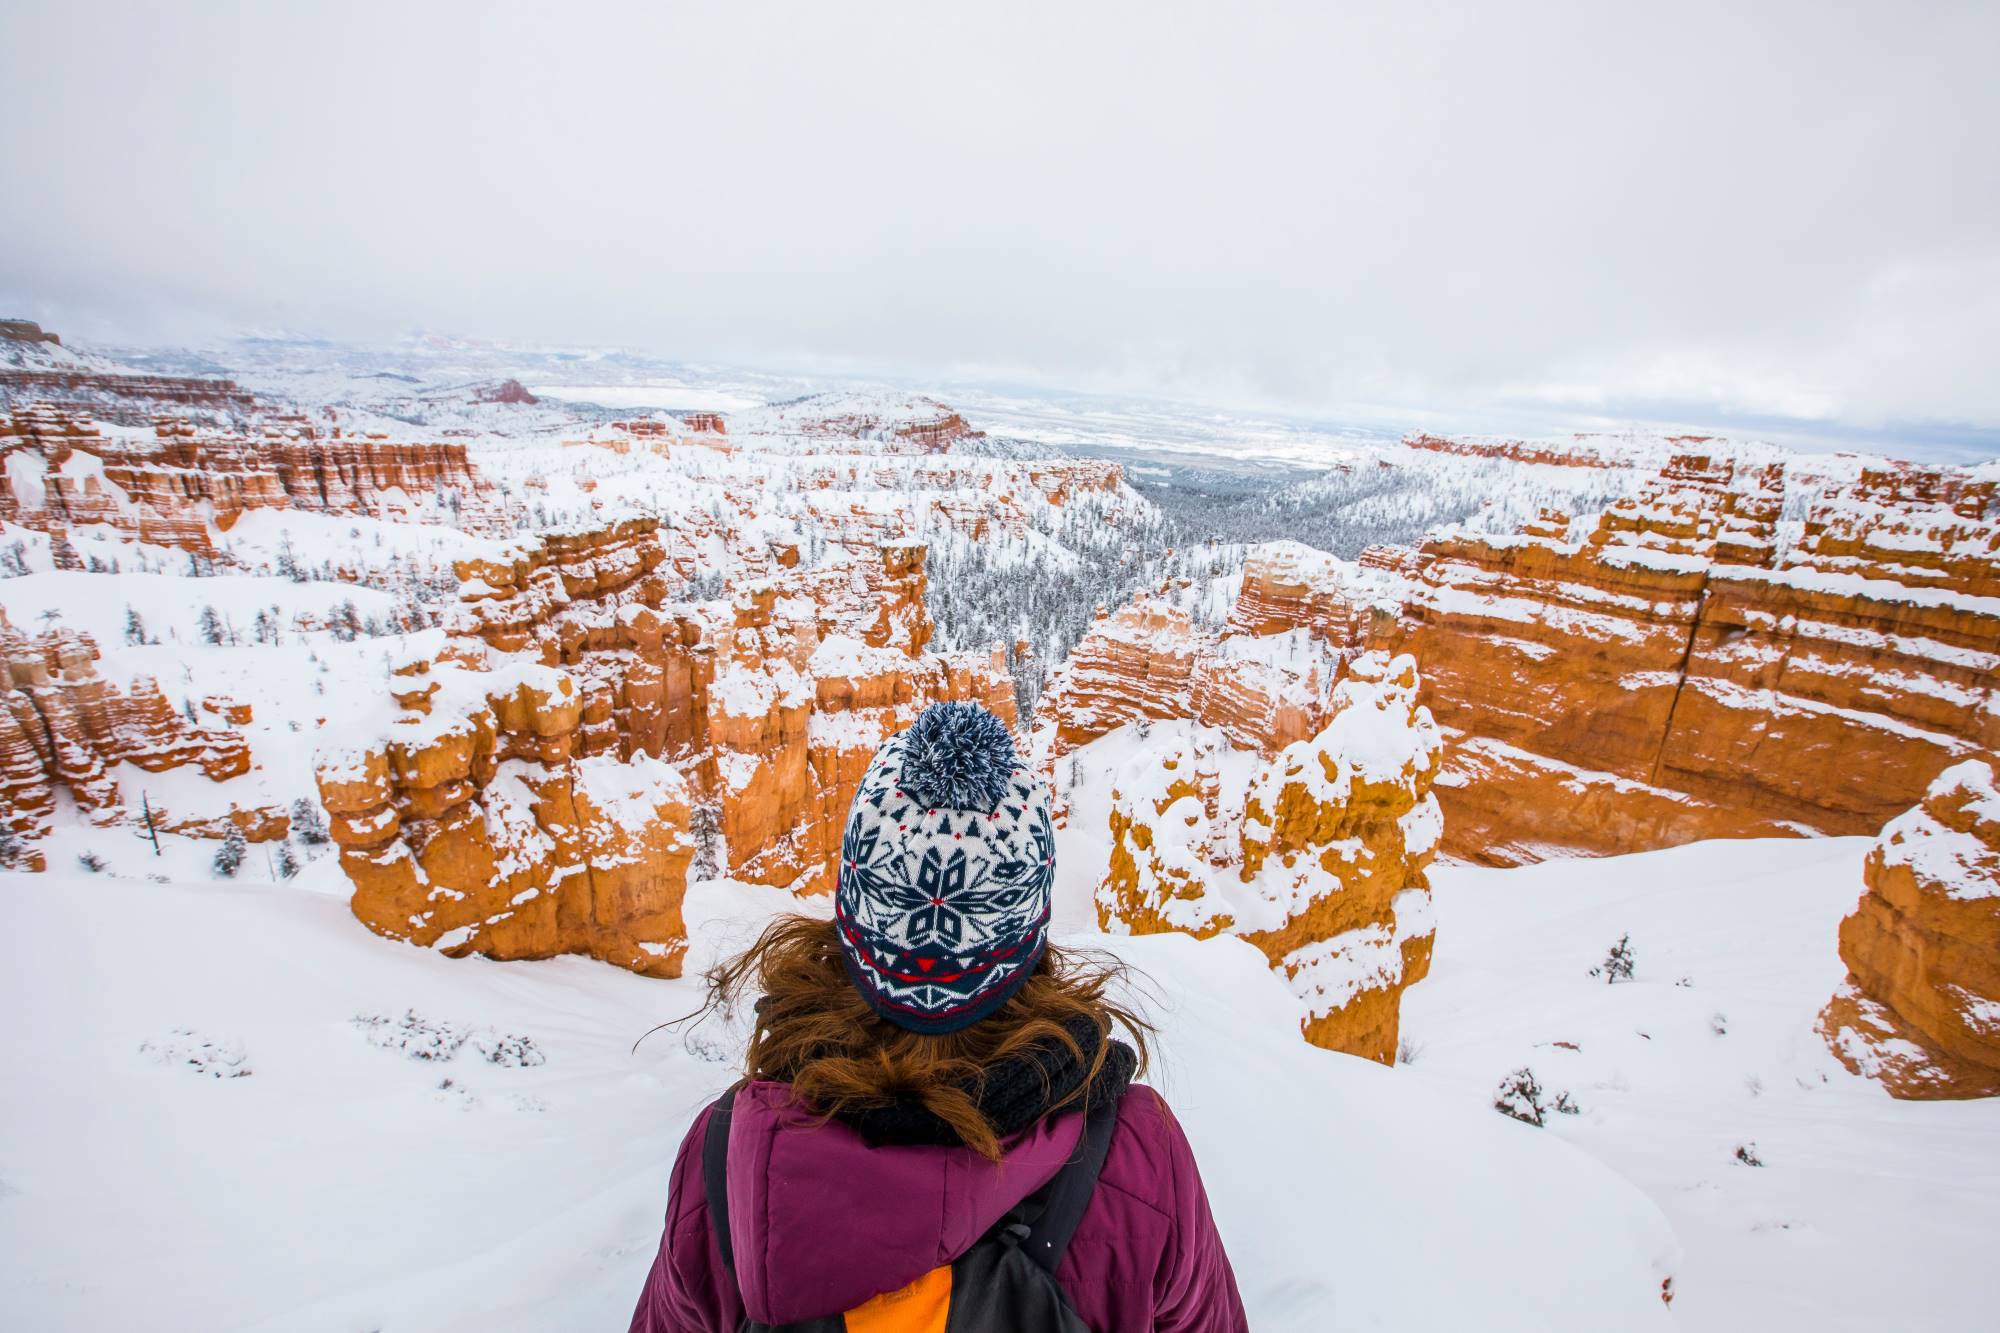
1,859,1684,1333
1405,839,2000,1333
1049,726,2000,1332
6,823,1994,1330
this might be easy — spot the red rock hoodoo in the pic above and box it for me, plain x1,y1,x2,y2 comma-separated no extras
1819,758,2000,1098
317,518,1013,975
1096,651,1443,1061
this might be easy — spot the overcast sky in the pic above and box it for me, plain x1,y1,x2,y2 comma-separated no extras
4,1,1996,451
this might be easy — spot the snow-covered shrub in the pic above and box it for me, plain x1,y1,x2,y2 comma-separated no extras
0,824,24,868
473,1030,546,1068
1734,1143,1764,1167
1494,1067,1546,1126
274,844,300,879
211,825,246,878
1589,934,1636,983
354,1010,468,1061
77,851,106,872
140,1029,251,1078
352,1010,544,1067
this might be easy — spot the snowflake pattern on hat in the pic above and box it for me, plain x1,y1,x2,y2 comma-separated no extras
834,717,1056,1035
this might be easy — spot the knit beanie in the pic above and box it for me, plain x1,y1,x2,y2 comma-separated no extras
834,701,1056,1035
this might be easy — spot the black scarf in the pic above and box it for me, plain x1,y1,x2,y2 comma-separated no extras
835,1013,1137,1148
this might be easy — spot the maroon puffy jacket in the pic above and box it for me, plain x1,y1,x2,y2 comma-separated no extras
628,1079,1247,1332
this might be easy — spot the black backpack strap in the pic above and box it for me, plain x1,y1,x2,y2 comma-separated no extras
700,1086,740,1277
1017,1087,1124,1274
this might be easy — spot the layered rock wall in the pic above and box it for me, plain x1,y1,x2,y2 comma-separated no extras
1381,454,1999,860
1,404,501,555
1819,758,2000,1098
1049,452,1998,864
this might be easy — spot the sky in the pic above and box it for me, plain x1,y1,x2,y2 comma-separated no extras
4,1,1997,453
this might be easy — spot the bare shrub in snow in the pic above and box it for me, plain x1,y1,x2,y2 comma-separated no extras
0,824,25,868
140,1029,251,1078
1589,934,1636,983
1710,1012,1729,1036
1735,1143,1764,1167
211,825,247,878
77,851,106,872
1396,1036,1424,1065
1552,1090,1581,1116
1494,1068,1546,1126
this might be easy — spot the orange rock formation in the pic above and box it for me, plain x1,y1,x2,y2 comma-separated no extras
1819,758,2000,1098
1098,652,1443,1061
1049,452,1999,865
0,610,272,860
318,519,1013,975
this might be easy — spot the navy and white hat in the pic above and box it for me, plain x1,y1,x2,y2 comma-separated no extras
835,701,1056,1035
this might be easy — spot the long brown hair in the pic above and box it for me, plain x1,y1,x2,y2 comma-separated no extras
688,913,1153,1160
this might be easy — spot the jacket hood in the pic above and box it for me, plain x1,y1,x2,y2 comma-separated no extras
723,1079,1085,1324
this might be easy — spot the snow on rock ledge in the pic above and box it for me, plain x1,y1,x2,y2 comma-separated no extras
1819,757,2000,1097
1098,651,1444,1062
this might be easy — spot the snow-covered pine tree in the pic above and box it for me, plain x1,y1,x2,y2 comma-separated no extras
290,797,330,846
212,825,247,878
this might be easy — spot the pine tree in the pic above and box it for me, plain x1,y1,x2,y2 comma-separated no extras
212,825,247,878
274,843,300,879
198,605,226,646
124,607,149,647
277,532,304,582
290,797,330,846
1589,934,1636,983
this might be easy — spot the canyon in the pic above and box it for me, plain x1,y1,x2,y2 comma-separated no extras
5,327,1999,1108
1048,448,2000,868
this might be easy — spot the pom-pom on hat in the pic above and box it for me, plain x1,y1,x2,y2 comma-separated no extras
834,701,1056,1035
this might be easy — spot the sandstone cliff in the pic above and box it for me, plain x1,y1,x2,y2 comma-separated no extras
1098,651,1443,1061
318,518,1013,975
1819,758,2000,1098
